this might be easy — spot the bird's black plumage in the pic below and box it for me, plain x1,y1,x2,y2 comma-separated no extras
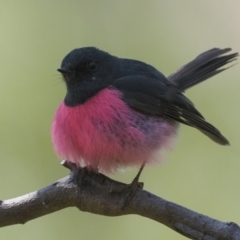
168,48,238,90
58,47,238,145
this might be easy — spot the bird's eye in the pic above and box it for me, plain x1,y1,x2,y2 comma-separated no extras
87,61,97,71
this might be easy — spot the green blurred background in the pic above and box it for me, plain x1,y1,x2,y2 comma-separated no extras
0,1,239,239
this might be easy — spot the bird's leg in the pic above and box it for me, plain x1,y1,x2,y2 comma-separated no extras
122,162,146,208
129,162,146,189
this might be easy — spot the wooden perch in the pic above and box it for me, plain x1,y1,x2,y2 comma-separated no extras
0,161,240,240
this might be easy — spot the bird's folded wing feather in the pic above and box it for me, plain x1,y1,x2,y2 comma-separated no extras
112,76,229,145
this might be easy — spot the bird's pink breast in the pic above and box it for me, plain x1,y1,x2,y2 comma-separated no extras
51,88,178,173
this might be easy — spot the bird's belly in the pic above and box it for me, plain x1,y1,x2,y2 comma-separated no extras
51,88,178,173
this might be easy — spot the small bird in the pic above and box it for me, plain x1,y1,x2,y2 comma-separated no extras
52,47,238,180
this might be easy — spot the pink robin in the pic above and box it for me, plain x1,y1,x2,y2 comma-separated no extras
52,47,238,184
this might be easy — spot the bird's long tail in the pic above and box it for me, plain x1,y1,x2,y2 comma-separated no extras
168,48,238,91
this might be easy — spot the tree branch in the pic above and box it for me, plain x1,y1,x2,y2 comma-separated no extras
0,162,239,240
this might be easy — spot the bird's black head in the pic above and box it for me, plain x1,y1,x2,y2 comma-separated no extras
58,47,119,106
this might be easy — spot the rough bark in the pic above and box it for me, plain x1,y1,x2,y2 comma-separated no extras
0,162,239,240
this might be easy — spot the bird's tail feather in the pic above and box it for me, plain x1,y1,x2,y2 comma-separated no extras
168,48,238,91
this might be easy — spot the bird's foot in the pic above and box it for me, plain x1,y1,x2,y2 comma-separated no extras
120,163,146,209
121,176,144,209
61,160,90,188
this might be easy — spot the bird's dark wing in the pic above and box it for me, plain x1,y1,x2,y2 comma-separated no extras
112,76,229,145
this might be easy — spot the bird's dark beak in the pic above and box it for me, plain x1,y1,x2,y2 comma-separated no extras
57,68,71,74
